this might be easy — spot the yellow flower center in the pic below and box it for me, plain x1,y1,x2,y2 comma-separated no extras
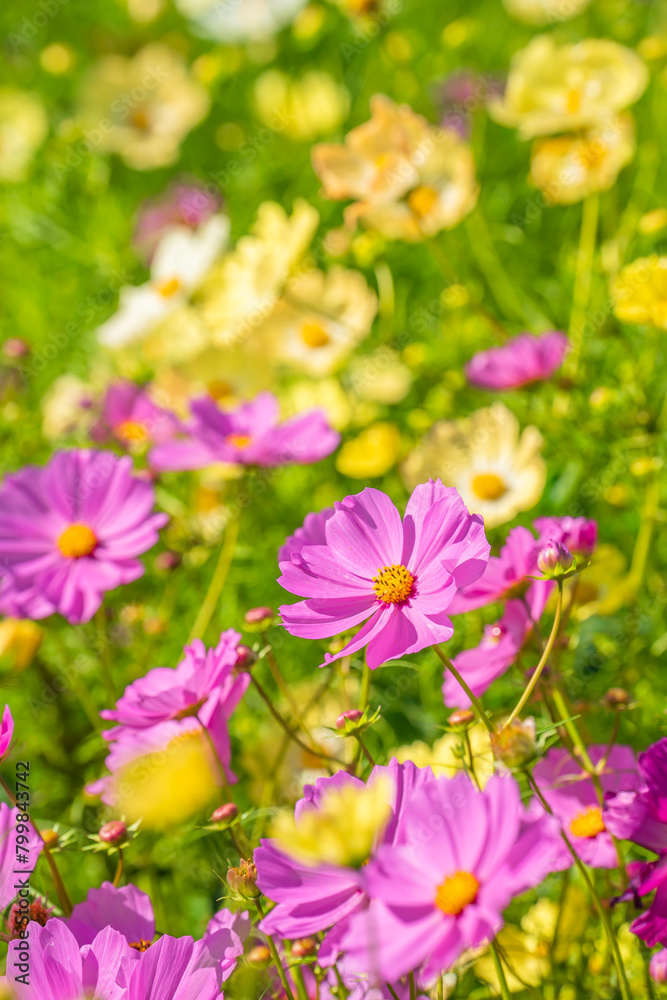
471,473,507,501
207,380,233,401
155,276,182,299
372,564,414,604
129,939,152,952
301,322,331,348
131,108,150,131
226,433,252,449
569,806,606,839
566,88,581,114
57,524,97,559
435,871,480,915
407,185,439,219
114,420,148,444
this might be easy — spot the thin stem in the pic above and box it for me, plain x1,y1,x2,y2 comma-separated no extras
113,848,124,887
408,971,417,1000
463,729,481,791
248,674,347,767
503,580,563,728
489,939,512,1000
566,191,599,377
255,899,297,1000
188,509,241,642
198,716,250,855
433,645,493,734
385,984,401,1000
628,475,659,589
465,208,532,325
95,608,116,704
353,733,375,768
550,684,596,774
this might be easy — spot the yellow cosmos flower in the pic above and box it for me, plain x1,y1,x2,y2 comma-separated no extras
0,619,43,671
502,0,591,24
254,70,349,140
312,95,478,241
78,44,210,170
336,423,401,478
347,348,413,405
530,114,635,205
281,378,353,430
489,36,647,139
401,402,546,528
394,725,493,788
271,776,392,867
611,255,667,329
0,89,48,183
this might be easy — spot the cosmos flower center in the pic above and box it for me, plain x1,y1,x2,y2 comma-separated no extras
115,420,148,443
372,564,414,604
471,473,507,501
226,433,253,449
435,871,480,915
131,107,151,131
566,88,581,114
407,185,439,218
57,524,98,559
208,380,233,401
301,322,330,348
569,806,606,839
155,276,182,298
129,939,152,952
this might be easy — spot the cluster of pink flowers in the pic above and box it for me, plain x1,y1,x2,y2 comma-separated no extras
465,330,569,391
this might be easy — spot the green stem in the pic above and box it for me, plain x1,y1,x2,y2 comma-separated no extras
489,940,512,1000
95,608,116,703
385,984,401,1000
188,508,241,643
353,733,375,768
433,645,493,734
465,208,533,325
255,899,296,1000
550,685,596,774
113,848,124,887
408,971,417,1000
504,580,563,727
628,475,659,589
566,191,599,377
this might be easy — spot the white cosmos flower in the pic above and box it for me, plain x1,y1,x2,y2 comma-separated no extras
97,215,229,349
175,0,307,43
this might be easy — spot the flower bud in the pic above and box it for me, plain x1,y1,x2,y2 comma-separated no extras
602,687,630,709
99,821,127,845
244,606,274,628
336,709,363,729
291,938,317,958
2,338,30,359
227,859,260,898
211,802,239,823
154,551,182,572
491,719,537,769
537,540,573,577
247,945,271,965
448,708,475,728
39,829,59,850
235,644,254,670
650,949,667,984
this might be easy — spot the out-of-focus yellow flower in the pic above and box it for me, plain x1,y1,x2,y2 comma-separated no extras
312,95,478,241
346,348,412,404
572,544,636,620
271,776,391,867
502,0,591,25
638,208,667,235
0,89,48,183
611,255,667,329
0,620,43,671
530,114,635,205
254,69,349,139
41,375,93,439
40,44,75,75
489,36,647,139
281,378,353,430
401,402,546,529
263,266,377,376
336,423,401,478
78,45,210,170
394,725,493,788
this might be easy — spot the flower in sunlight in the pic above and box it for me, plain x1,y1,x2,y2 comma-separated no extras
393,724,494,789
335,423,401,478
0,619,43,672
133,179,223,262
401,402,546,529
611,255,667,329
78,44,211,170
254,70,350,140
90,380,179,451
174,0,307,42
0,89,48,183
489,36,648,139
465,331,568,390
501,0,591,24
530,115,636,205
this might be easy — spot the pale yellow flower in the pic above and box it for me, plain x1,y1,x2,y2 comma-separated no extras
502,0,591,25
611,255,667,329
0,619,43,671
79,44,210,170
0,89,48,182
312,95,478,240
346,347,412,404
401,402,546,529
489,36,647,139
41,375,93,439
281,378,353,430
254,70,350,140
336,422,401,478
394,725,493,788
530,114,635,205
262,266,377,376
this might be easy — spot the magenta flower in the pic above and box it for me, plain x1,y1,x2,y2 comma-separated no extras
605,738,667,853
650,949,667,984
0,450,168,625
100,629,248,741
0,704,13,761
279,506,335,566
90,380,179,451
279,480,490,669
255,760,436,946
448,525,552,620
339,772,560,982
149,392,340,472
443,599,532,708
533,745,638,869
534,515,597,558
465,331,568,391
65,881,155,948
0,803,42,911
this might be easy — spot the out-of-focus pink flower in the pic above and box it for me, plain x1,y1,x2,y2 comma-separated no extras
149,392,340,471
278,480,490,669
465,331,568,391
90,381,179,450
134,181,224,263
533,515,597,558
650,947,667,982
0,803,43,910
0,705,13,761
0,450,167,625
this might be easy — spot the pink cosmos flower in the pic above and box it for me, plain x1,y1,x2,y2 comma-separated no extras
651,949,667,984
278,507,335,565
339,772,560,982
465,331,568,391
90,380,179,451
0,450,168,625
279,480,490,669
100,629,248,741
255,760,436,948
149,392,340,472
443,599,532,708
534,515,597,558
0,803,42,911
533,745,638,869
0,704,13,761
134,180,224,263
